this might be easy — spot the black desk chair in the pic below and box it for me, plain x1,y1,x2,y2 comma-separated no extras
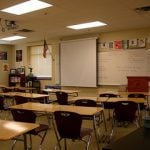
99,93,119,120
75,99,97,107
74,99,103,128
53,111,93,150
56,91,68,105
74,99,97,118
14,95,28,105
11,109,49,150
110,101,139,141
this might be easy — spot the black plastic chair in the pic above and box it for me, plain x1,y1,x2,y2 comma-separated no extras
56,91,68,105
11,109,49,150
99,93,119,120
110,101,139,139
53,111,93,150
14,95,28,105
75,99,97,107
74,99,103,128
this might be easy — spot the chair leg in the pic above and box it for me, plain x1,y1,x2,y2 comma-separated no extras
29,134,32,150
11,140,17,150
64,138,67,150
86,134,92,150
55,138,62,150
39,130,48,147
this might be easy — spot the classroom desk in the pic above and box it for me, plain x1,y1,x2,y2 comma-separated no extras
10,102,106,150
0,119,39,150
102,127,150,150
118,91,150,96
0,85,36,93
42,88,79,96
107,97,145,103
0,92,49,103
70,96,109,106
119,91,150,109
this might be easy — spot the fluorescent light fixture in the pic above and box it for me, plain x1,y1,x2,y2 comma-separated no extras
1,0,53,15
67,21,107,30
0,36,26,41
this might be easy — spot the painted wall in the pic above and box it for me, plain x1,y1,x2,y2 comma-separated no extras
0,44,14,85
1,27,150,96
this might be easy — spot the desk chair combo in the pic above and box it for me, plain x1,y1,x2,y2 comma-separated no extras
53,111,93,150
128,93,148,118
74,99,101,123
11,109,49,150
74,99,107,145
14,95,51,127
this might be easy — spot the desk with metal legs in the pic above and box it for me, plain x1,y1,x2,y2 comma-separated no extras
0,119,39,150
42,88,79,96
0,92,49,103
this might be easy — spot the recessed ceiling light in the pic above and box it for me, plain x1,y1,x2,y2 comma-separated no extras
67,21,107,30
1,0,53,15
0,36,26,41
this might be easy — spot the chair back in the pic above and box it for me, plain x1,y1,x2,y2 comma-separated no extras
128,93,146,98
99,93,118,109
128,93,146,109
0,96,5,110
99,93,118,98
14,96,28,105
11,109,36,123
56,91,68,105
54,111,82,139
75,99,97,107
114,101,138,122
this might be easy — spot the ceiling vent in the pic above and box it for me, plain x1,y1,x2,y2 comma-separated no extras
135,6,150,12
17,29,34,32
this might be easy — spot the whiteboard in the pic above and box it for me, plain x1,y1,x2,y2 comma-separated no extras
98,50,150,85
60,38,97,87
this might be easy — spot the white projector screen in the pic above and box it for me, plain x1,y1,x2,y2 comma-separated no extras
60,37,97,87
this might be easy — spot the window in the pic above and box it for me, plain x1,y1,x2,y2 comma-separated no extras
29,45,52,79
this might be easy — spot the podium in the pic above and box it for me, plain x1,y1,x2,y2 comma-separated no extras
127,76,149,92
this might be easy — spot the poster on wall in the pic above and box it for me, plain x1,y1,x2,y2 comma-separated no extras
16,50,22,62
3,63,9,72
0,51,7,60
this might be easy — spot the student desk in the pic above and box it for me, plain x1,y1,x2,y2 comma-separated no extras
10,102,106,150
70,96,108,107
0,92,49,103
102,127,150,150
107,97,145,103
0,119,39,150
0,86,35,92
42,88,79,96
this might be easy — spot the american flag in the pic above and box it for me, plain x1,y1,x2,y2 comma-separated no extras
43,39,48,58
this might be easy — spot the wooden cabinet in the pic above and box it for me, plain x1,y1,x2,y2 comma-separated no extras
127,76,149,92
